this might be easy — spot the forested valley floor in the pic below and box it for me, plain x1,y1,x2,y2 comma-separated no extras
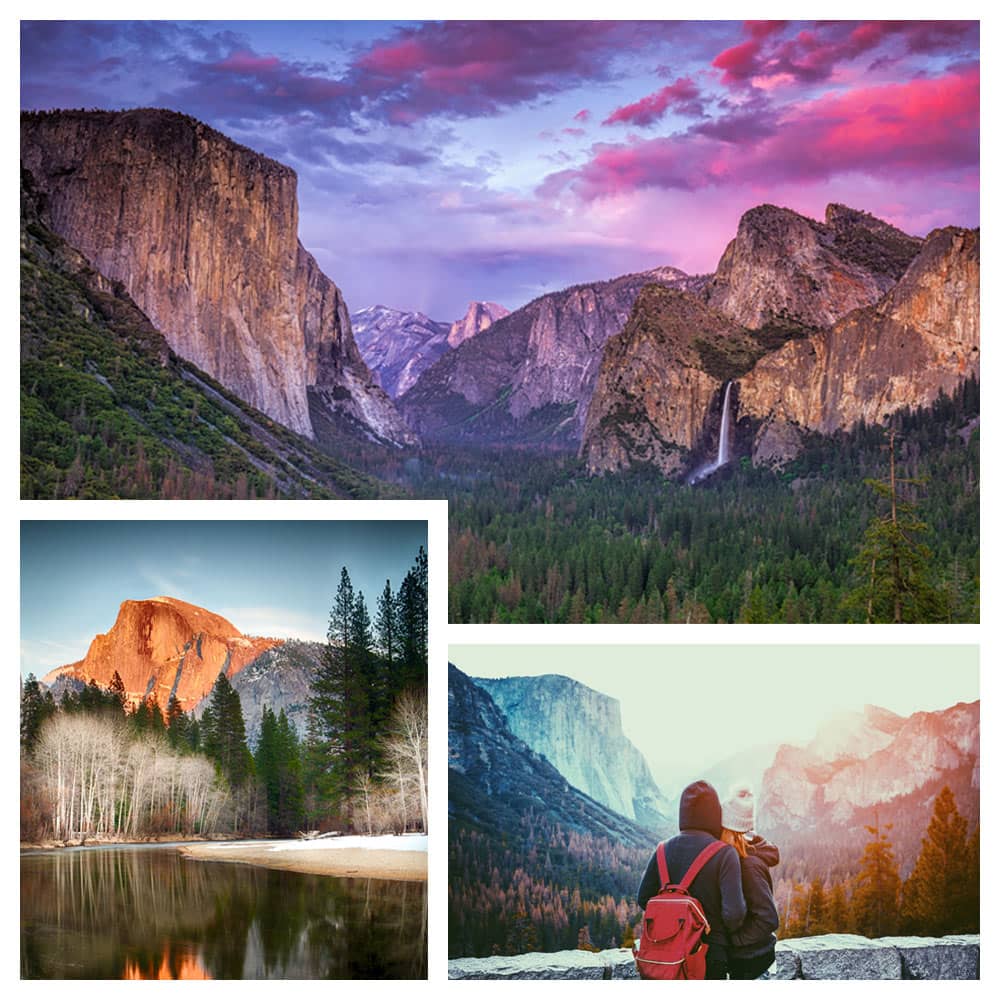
417,379,978,624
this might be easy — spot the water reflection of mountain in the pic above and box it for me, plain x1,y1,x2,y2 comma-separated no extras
21,847,427,980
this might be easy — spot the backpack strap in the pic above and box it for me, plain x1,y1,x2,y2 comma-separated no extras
678,840,726,893
656,842,670,891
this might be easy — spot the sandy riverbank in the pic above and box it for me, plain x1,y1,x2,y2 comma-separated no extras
179,834,428,881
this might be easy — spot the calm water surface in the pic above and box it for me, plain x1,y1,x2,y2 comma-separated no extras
21,844,426,979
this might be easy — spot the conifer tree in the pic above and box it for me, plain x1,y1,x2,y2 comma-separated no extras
20,674,56,754
108,670,127,711
900,787,977,934
847,429,947,622
201,671,253,788
852,812,902,937
826,881,851,933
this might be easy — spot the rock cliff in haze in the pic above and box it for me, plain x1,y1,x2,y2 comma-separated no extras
447,301,510,348
20,109,413,446
473,673,673,832
758,700,979,844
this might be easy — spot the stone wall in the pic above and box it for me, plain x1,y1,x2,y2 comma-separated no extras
448,934,980,980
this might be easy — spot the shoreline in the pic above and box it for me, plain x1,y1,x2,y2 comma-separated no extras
179,836,428,881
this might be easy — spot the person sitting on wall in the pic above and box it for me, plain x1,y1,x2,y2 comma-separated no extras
719,783,780,980
636,780,747,979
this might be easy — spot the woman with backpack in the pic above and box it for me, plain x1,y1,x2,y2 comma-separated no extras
720,784,781,980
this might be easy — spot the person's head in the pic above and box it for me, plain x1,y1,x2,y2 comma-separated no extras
678,780,722,838
721,783,755,840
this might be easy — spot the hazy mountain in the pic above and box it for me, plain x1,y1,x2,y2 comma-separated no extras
473,673,672,832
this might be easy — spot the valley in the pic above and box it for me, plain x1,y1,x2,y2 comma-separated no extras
19,108,980,623
447,657,979,958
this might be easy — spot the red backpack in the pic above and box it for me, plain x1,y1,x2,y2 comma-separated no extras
633,840,725,980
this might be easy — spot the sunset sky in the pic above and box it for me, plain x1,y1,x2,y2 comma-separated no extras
19,19,980,319
452,645,980,791
20,520,427,680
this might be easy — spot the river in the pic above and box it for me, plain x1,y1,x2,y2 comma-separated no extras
21,843,427,979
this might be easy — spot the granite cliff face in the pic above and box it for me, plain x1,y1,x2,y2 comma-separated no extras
578,205,976,475
581,286,760,475
704,203,922,331
739,227,980,463
222,639,324,741
352,305,452,398
401,267,706,443
448,665,655,848
20,109,412,446
473,673,673,832
758,700,979,842
42,597,283,712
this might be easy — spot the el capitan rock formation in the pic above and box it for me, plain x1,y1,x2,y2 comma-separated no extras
473,673,673,831
20,108,413,446
42,597,283,713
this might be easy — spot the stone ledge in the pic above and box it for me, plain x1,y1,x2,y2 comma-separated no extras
448,934,980,980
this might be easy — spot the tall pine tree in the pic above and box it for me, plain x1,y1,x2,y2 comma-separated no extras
201,671,253,788
852,812,902,937
900,786,978,934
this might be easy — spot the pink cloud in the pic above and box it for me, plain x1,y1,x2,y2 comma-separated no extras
541,67,979,201
212,50,282,74
602,76,704,127
349,21,685,123
574,108,591,122
713,19,978,89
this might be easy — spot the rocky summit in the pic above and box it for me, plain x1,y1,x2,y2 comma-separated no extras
579,204,978,476
42,597,283,713
704,202,923,332
20,109,413,447
352,305,452,398
447,301,510,348
739,226,980,464
758,700,979,844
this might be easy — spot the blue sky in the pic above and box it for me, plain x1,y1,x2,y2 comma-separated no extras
20,520,426,679
20,20,979,320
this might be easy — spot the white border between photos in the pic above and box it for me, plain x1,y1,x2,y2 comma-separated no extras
11,498,448,993
10,2,994,995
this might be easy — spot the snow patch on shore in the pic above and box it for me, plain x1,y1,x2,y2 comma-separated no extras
197,835,428,853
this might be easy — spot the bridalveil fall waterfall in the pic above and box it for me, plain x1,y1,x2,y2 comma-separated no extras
687,381,734,484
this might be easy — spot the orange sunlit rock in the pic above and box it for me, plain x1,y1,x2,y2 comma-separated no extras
43,596,283,712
